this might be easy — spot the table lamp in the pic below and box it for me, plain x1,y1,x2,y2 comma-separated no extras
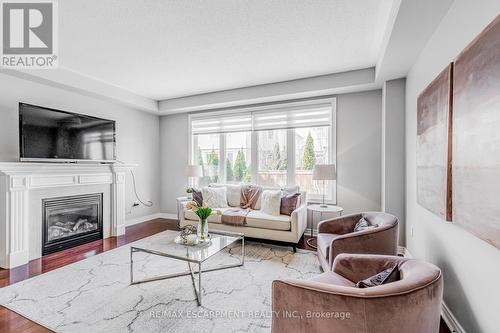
186,165,202,187
312,164,336,207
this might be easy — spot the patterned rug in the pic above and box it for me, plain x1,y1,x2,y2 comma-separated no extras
0,231,321,333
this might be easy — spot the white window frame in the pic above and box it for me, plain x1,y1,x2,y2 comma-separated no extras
188,98,337,204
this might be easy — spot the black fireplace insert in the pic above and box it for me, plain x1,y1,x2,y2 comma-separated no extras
42,193,103,255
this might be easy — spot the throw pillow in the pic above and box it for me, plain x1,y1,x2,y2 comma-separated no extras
354,217,378,232
192,188,203,207
255,186,279,210
260,190,282,216
356,264,400,288
202,187,228,208
280,192,300,216
226,184,242,207
282,185,300,195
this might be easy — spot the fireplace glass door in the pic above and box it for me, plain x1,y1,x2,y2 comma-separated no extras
42,193,103,255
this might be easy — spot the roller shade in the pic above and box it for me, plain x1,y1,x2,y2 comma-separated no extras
190,101,333,135
252,103,332,131
191,113,252,135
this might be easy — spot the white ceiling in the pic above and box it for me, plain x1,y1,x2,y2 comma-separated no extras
58,0,396,100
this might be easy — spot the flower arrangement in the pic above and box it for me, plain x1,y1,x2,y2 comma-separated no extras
186,201,221,241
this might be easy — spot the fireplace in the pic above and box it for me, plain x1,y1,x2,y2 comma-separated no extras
42,193,103,255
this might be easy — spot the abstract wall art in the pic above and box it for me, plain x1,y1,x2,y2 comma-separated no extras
416,64,453,221
452,15,500,249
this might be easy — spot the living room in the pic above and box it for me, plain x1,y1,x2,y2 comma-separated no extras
0,1,499,332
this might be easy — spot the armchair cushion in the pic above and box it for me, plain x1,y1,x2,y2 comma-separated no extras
309,270,355,287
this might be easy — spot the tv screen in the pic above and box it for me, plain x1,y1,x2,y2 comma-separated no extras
19,103,116,162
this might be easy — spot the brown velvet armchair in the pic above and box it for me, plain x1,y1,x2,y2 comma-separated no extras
317,212,399,271
272,254,443,333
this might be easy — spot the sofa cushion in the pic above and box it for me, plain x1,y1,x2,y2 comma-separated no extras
202,187,228,208
282,185,300,195
260,190,282,216
317,233,340,260
254,186,280,210
209,183,241,207
245,210,291,231
309,271,355,287
280,192,300,216
226,184,242,207
192,188,203,206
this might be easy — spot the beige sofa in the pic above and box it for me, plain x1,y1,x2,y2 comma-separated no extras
179,184,307,251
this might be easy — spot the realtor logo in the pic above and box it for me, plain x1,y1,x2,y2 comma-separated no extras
1,0,58,68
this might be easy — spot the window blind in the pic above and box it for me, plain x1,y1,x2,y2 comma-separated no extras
190,101,333,135
191,113,252,135
252,103,332,131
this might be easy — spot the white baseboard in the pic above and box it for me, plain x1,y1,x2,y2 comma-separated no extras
125,212,176,226
399,246,465,333
442,302,466,333
158,212,178,220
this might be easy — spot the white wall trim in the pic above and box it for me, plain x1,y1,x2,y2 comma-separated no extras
158,212,178,220
126,212,178,226
125,213,163,226
442,302,466,333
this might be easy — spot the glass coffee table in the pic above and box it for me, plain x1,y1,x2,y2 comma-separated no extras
130,230,244,306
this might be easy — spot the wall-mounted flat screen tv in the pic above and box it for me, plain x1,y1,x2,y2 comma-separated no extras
19,103,116,162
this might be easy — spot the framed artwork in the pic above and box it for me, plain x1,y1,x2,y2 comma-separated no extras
452,15,500,249
416,64,453,221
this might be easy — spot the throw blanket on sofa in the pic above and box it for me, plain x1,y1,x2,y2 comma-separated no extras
240,185,262,209
221,208,250,226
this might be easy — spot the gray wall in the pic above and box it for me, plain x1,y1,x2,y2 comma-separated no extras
382,78,406,244
336,90,382,215
405,1,500,332
0,73,161,223
160,113,189,214
160,89,383,219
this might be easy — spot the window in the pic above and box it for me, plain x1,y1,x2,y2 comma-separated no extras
257,129,287,187
295,127,332,199
189,99,336,203
225,132,251,183
193,133,220,186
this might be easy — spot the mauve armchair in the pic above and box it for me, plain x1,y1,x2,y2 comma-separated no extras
272,254,443,333
317,212,399,271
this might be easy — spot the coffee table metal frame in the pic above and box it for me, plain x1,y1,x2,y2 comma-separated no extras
130,230,244,306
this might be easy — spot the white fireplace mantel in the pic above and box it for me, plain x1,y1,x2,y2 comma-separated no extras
0,162,136,268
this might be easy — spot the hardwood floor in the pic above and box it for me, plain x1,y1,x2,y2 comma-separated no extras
0,218,451,333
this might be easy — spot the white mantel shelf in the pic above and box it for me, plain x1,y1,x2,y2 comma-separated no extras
0,162,137,268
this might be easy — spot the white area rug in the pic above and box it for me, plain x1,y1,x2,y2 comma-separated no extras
0,231,320,333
